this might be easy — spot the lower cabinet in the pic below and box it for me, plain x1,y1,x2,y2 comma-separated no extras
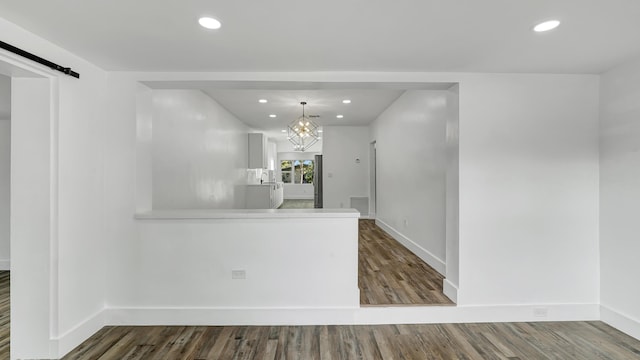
246,183,284,209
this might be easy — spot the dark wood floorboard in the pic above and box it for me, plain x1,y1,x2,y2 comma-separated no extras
62,322,640,360
358,219,453,306
0,271,9,360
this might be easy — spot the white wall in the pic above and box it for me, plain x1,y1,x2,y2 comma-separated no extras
600,56,640,339
123,215,359,313
151,90,249,209
458,74,600,306
371,91,449,273
322,126,370,210
0,74,9,270
135,84,153,212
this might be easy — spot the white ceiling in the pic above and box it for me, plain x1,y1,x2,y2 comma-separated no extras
1,1,640,74
202,89,403,130
143,81,454,140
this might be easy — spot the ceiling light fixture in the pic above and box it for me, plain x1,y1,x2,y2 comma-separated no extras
199,17,222,30
342,99,351,104
259,99,268,103
533,20,560,32
281,129,287,133
288,102,320,152
269,114,277,118
336,114,344,119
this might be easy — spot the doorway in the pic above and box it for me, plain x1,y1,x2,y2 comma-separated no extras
0,53,59,359
0,73,10,357
0,74,10,271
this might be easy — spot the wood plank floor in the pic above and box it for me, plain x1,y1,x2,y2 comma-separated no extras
358,220,453,306
0,271,9,359
62,322,640,359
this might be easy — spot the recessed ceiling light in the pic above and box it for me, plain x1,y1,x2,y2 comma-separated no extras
259,99,268,103
342,99,351,104
318,137,322,140
336,115,344,119
318,130,323,133
269,114,277,118
199,17,222,30
533,20,560,32
281,129,287,133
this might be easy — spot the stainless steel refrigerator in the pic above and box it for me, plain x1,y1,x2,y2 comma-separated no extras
314,155,323,208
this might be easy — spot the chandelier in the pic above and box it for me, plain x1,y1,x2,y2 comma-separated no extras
287,101,320,151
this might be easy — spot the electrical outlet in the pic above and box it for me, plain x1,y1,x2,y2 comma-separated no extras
403,219,409,227
231,270,246,280
533,307,548,318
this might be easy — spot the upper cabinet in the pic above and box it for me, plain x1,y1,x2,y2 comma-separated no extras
248,133,267,169
248,133,277,169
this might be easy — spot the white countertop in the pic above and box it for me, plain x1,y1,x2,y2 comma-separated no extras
135,208,360,220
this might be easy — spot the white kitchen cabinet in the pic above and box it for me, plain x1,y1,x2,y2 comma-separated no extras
248,133,267,169
245,183,284,209
266,141,277,171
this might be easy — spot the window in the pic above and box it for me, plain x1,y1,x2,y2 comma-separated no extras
281,159,314,184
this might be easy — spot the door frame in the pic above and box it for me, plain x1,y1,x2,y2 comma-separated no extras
369,140,377,219
0,50,60,359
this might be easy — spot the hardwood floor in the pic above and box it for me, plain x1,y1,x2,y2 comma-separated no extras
0,271,8,359
62,322,640,359
358,220,453,306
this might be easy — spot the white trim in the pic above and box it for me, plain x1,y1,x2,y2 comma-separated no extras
0,259,9,270
105,303,599,327
375,218,446,275
54,309,106,358
443,279,458,303
601,305,640,340
107,307,358,326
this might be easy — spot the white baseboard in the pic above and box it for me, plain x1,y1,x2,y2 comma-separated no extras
284,196,314,200
601,305,640,340
0,259,9,270
105,303,599,327
107,307,361,326
443,279,458,303
54,308,106,358
375,219,446,275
